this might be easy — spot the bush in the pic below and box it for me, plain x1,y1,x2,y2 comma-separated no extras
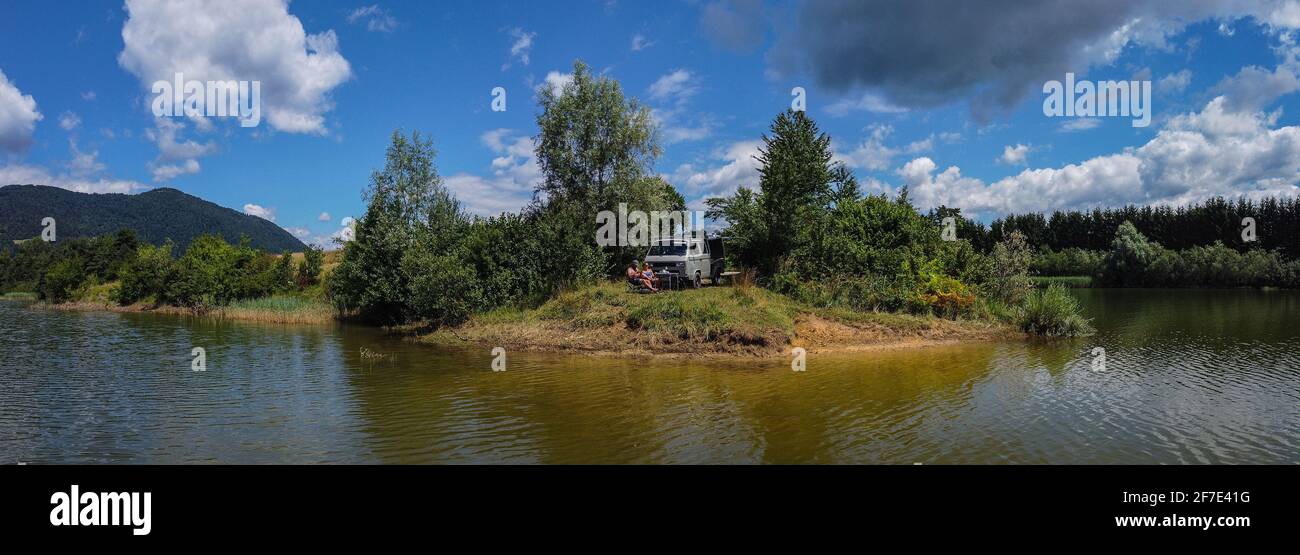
167,234,278,308
403,247,480,326
1032,247,1103,276
297,246,323,287
914,266,976,319
272,252,296,292
1017,284,1093,337
989,231,1034,305
1097,221,1298,288
116,241,175,305
39,257,86,303
1099,221,1159,287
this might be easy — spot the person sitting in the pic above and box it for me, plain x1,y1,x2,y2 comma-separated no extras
641,262,661,290
627,261,656,292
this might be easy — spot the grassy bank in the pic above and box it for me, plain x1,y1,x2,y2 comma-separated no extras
419,281,1013,358
37,281,336,325
1031,275,1093,288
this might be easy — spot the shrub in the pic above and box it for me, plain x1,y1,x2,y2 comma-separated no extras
1017,284,1093,337
403,247,480,326
914,268,976,319
39,257,86,303
272,252,296,292
1099,221,1159,287
297,246,323,287
116,241,175,305
1032,247,1104,276
989,231,1033,305
167,234,278,307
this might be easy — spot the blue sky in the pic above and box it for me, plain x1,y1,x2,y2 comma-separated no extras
2,1,1300,246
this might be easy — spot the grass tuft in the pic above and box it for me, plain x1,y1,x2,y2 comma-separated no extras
1016,284,1094,337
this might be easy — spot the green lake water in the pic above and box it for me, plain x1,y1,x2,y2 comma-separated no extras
1,288,1297,464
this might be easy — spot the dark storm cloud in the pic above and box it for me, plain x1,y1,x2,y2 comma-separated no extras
700,0,767,52
768,0,1252,120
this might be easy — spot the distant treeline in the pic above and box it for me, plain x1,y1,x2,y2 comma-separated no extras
0,229,322,306
980,196,1300,257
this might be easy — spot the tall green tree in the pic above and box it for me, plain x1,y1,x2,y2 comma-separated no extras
535,60,661,209
297,245,323,287
329,131,464,323
532,60,680,278
708,109,851,277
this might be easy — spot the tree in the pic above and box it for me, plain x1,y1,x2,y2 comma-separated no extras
532,60,680,279
273,252,295,292
989,231,1033,305
534,60,661,209
1099,221,1159,287
707,109,853,277
39,257,85,303
117,241,175,305
297,246,323,287
329,130,464,323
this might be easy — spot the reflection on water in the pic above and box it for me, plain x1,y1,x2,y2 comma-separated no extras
1,289,1298,464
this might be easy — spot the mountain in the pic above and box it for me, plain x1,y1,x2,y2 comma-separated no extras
0,184,306,253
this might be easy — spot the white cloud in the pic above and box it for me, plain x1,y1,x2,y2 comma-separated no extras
648,70,711,144
1060,118,1102,132
284,226,311,238
1158,69,1194,93
835,124,932,171
669,140,763,203
660,122,713,144
896,94,1300,219
648,69,699,102
332,216,355,243
317,211,331,221
541,71,574,97
58,111,81,131
998,143,1030,166
347,4,397,33
1212,63,1300,112
0,68,42,153
826,92,908,116
118,0,352,135
443,128,540,217
81,91,96,101
150,159,200,182
243,203,276,221
0,163,145,194
67,140,105,176
144,118,216,182
631,33,653,51
503,28,536,70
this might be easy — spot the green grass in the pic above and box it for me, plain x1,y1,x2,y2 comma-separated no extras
1031,275,1093,288
1016,284,1094,337
0,291,37,300
211,294,335,324
535,282,801,344
421,280,1017,355
225,294,330,313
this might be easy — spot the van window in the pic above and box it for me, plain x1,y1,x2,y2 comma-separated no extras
647,244,687,256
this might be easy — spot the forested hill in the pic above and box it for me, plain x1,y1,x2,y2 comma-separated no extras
0,184,306,253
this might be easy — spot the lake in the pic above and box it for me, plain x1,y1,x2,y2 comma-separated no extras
2,289,1298,464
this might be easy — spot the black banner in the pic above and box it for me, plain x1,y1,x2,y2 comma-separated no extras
2,465,1287,544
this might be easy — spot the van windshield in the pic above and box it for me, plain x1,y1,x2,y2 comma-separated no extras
647,244,687,256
